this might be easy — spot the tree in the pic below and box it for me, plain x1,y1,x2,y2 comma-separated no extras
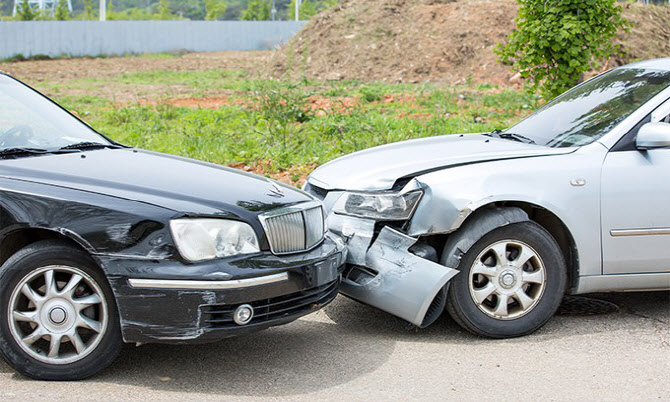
496,0,629,99
170,0,205,20
288,0,317,20
16,0,37,20
205,0,226,20
82,0,94,19
241,0,270,21
158,0,171,19
54,0,69,20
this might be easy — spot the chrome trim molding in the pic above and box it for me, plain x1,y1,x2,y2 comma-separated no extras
610,228,670,237
128,272,289,290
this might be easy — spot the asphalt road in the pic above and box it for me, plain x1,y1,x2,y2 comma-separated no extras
1,291,668,401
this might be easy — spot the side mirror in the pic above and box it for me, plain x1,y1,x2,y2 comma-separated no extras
636,122,670,150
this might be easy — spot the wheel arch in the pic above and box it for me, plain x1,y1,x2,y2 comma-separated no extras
447,201,579,293
0,226,95,269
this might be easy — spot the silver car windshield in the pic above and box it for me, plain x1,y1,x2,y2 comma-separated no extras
505,67,670,148
0,74,112,152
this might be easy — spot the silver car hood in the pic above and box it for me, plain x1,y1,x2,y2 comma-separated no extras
308,133,575,191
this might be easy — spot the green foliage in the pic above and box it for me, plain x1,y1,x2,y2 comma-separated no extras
204,0,224,20
322,0,338,9
241,0,270,20
54,0,69,20
158,0,171,19
51,65,533,172
82,0,94,19
496,0,629,99
205,0,227,20
16,0,37,20
288,0,317,20
358,85,382,103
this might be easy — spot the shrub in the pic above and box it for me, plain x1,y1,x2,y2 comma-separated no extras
496,0,629,98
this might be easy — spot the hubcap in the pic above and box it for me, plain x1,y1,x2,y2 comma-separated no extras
7,266,108,365
49,307,67,324
468,240,546,320
499,271,517,289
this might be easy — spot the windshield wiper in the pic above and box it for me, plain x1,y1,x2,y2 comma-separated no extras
497,132,536,144
483,129,503,137
0,147,50,158
58,142,122,151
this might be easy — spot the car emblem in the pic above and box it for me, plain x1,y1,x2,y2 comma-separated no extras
267,180,285,198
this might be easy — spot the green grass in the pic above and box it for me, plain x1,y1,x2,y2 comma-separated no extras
51,67,539,177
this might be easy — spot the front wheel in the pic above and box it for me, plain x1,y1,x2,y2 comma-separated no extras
0,240,122,380
446,221,566,338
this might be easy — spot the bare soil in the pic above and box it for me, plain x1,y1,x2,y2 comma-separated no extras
0,51,270,83
269,0,670,84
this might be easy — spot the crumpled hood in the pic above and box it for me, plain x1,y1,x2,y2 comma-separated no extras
0,149,311,216
308,134,575,191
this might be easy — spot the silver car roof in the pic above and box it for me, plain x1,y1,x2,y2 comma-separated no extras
620,58,670,72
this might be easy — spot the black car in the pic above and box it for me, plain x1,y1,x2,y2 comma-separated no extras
0,73,345,380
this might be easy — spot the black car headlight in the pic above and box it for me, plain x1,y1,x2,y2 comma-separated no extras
170,219,260,262
332,190,423,220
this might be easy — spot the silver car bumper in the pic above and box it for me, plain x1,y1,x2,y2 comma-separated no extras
328,214,457,327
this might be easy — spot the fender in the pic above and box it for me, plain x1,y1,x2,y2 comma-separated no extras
441,207,529,269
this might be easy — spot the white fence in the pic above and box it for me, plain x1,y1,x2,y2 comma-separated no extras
0,21,307,59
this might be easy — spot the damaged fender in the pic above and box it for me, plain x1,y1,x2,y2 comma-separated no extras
441,207,529,268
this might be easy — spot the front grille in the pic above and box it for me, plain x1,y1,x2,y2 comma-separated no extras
201,280,339,328
260,202,325,255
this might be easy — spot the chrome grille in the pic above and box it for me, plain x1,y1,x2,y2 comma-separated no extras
260,202,325,255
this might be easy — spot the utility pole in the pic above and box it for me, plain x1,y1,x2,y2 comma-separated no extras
99,0,106,21
271,0,277,21
294,0,301,21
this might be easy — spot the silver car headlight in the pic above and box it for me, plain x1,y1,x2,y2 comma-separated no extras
170,219,260,262
332,190,423,220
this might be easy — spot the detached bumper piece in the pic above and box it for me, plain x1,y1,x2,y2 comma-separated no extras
329,215,458,327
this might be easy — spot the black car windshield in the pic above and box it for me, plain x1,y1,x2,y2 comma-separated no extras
505,67,670,148
0,74,112,152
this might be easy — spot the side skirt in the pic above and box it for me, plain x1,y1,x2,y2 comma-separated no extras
574,273,670,294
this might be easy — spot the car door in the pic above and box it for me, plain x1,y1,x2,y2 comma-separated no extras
601,100,670,274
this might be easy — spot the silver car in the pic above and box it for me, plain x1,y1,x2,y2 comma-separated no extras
305,58,670,338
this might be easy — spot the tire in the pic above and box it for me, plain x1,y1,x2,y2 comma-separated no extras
0,240,122,380
446,221,566,338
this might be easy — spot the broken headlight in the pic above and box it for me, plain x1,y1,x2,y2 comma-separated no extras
332,190,423,220
170,219,260,262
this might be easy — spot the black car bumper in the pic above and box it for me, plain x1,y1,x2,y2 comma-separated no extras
96,234,346,344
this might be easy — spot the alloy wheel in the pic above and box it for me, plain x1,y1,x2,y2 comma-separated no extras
8,265,108,365
468,240,546,320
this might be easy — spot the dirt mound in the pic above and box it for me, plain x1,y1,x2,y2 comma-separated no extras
269,0,670,84
615,4,670,64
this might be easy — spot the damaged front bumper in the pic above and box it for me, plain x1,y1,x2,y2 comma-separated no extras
96,233,347,344
329,214,458,328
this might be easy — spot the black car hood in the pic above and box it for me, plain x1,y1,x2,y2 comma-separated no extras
0,149,311,217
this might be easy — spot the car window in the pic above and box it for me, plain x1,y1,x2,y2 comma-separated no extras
0,75,111,150
505,67,670,148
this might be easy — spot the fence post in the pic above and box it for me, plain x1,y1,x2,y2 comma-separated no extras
100,0,106,21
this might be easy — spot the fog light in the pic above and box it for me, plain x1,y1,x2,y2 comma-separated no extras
233,304,254,325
